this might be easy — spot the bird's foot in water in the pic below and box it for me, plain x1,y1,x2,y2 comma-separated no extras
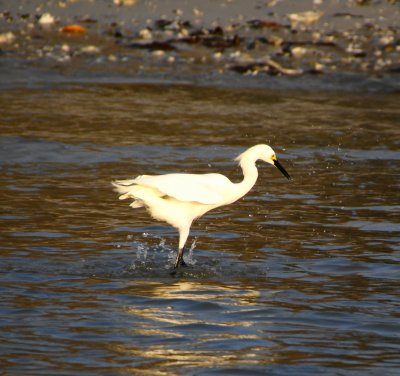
179,259,187,267
170,258,187,276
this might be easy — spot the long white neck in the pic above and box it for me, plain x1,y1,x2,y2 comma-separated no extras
230,155,259,203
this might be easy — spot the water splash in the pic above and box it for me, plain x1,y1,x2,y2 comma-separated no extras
136,242,148,263
187,237,198,265
125,234,201,273
127,241,149,270
124,233,178,271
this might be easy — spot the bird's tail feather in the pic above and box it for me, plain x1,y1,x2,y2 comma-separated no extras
129,200,144,208
112,181,142,207
113,179,137,186
112,181,131,195
112,180,158,209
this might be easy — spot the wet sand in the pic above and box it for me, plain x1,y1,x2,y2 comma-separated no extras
1,0,400,91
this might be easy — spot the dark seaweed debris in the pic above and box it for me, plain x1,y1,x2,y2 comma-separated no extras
0,1,399,84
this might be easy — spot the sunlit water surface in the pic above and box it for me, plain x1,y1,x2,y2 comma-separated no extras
1,84,399,375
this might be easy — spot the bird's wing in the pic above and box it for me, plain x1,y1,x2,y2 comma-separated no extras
132,173,232,205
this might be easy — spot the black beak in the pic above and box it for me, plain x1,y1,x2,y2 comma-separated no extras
274,159,291,180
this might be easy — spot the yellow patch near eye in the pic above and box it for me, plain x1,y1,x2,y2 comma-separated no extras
271,155,277,161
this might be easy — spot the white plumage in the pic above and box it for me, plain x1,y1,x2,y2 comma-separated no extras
112,144,291,270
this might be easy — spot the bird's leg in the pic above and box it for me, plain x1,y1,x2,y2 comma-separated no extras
174,246,186,269
173,226,190,269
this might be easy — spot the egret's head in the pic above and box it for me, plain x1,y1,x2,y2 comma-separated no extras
237,144,292,180
258,144,277,165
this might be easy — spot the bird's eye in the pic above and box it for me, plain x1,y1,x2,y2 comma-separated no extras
271,155,277,161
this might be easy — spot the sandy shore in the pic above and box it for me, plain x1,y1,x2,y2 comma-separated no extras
1,0,399,91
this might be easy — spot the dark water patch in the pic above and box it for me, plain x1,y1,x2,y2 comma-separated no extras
1,84,400,375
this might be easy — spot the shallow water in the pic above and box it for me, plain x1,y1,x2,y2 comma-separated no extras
1,84,400,375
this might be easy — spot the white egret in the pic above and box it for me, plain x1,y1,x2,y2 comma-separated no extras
112,144,291,270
